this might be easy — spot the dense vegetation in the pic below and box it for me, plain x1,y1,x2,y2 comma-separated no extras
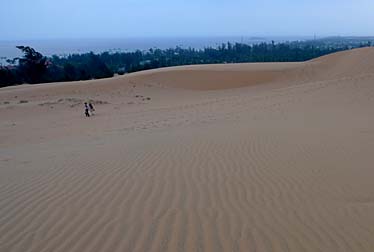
1,38,373,87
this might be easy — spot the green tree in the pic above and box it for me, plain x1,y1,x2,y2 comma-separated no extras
14,46,47,83
62,63,77,81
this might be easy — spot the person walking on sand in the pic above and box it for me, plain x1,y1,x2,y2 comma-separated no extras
88,102,95,114
84,102,90,117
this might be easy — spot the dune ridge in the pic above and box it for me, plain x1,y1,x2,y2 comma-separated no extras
1,47,374,252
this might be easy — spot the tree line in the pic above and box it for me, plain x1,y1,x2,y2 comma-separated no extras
1,39,372,88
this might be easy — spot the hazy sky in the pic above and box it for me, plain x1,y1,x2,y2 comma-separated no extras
1,0,373,40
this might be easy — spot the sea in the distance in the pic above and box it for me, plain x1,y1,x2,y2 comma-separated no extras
0,36,312,64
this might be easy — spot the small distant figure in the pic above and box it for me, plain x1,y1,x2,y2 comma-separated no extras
88,102,95,114
84,102,90,117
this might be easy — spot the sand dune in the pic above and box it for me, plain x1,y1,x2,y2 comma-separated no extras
1,47,374,252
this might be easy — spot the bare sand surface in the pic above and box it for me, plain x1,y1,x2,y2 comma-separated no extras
1,47,374,252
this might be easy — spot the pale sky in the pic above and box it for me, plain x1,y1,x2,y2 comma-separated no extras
1,0,373,40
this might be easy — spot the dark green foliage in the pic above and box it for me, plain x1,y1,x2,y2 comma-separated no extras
0,37,373,88
63,63,77,81
86,52,113,79
0,47,114,86
15,46,48,84
0,67,19,87
1,46,48,85
51,52,113,80
74,41,348,75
